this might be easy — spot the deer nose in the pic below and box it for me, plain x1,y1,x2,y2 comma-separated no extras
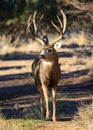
39,50,46,59
39,55,45,59
40,50,46,55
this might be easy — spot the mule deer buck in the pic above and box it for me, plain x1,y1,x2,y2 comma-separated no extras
27,10,67,121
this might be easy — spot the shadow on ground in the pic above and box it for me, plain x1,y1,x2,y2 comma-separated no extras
0,65,26,70
0,66,93,121
0,51,74,60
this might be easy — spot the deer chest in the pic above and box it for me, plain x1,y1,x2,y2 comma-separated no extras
39,60,60,86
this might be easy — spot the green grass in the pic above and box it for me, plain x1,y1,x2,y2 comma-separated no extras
0,118,45,130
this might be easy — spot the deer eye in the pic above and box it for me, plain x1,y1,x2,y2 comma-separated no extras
48,49,52,52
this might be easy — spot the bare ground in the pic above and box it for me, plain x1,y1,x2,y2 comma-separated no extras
0,44,93,130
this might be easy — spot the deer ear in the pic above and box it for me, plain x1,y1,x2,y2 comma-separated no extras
53,42,62,50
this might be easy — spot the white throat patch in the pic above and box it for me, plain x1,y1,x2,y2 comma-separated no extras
42,60,54,66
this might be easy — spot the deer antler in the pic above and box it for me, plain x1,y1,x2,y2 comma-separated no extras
51,10,67,45
27,10,67,46
26,11,44,46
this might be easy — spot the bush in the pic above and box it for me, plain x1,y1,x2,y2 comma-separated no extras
74,102,93,130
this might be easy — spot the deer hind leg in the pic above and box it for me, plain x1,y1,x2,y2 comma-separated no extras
42,84,50,120
52,87,57,122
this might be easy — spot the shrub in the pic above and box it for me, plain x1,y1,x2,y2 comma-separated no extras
74,102,93,130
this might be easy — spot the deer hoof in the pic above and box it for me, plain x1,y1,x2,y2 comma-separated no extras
52,116,57,122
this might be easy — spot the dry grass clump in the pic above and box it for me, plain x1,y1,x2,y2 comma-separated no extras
0,118,23,130
74,102,93,130
88,54,93,78
0,111,23,130
89,68,93,78
0,110,44,130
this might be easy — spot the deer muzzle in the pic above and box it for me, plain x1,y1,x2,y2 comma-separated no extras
39,50,46,59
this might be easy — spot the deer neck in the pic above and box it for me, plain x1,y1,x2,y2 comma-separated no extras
41,55,58,68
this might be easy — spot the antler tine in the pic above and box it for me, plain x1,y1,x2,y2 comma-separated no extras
51,10,67,45
26,15,32,34
56,16,63,29
51,12,64,34
51,20,61,33
37,14,44,33
60,10,67,33
27,11,45,46
39,14,44,22
28,15,32,26
33,11,44,36
33,11,37,35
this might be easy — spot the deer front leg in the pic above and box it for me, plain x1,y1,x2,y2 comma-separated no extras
42,84,50,120
40,96,45,119
37,87,45,119
52,87,57,122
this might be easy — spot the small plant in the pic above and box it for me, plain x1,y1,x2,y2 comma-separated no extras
88,55,93,78
74,102,93,130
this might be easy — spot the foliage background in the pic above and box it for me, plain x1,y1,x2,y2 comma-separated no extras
0,0,93,31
